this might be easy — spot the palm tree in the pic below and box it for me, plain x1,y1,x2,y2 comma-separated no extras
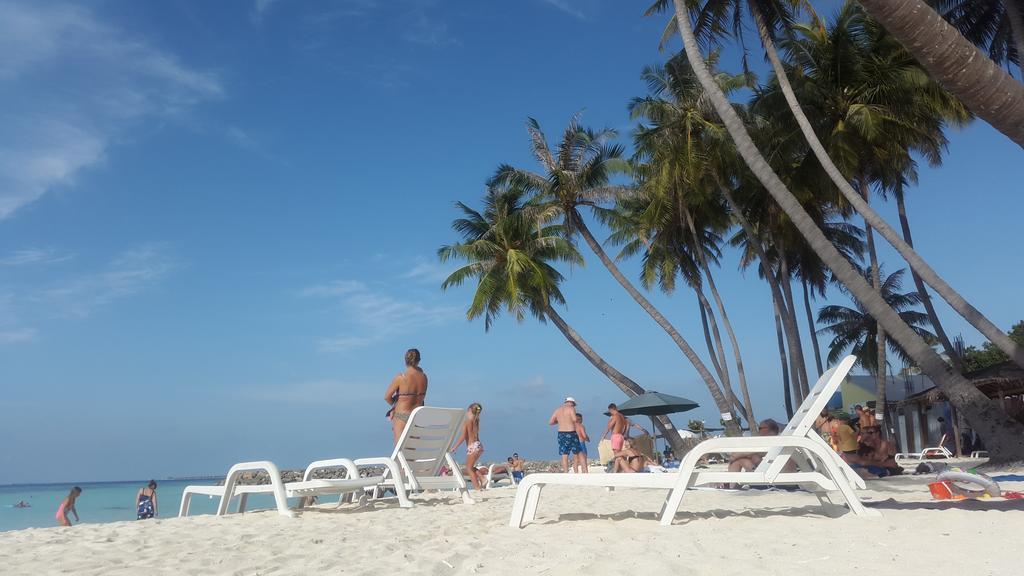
623,55,757,426
762,3,971,414
648,0,1024,370
857,0,1024,148
438,184,688,451
492,117,744,435
929,1,1024,71
818,266,937,375
667,0,1024,461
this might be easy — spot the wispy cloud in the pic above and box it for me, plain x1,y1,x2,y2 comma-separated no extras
0,248,74,266
0,2,222,219
540,0,586,20
0,328,37,344
403,13,459,46
303,280,459,352
402,258,454,284
36,243,181,319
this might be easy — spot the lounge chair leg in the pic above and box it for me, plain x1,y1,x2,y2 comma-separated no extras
237,493,249,514
524,484,542,522
179,491,192,517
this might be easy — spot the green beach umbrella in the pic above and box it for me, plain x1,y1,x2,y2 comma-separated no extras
614,391,699,417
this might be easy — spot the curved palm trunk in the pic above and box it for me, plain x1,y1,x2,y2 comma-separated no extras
748,1,1024,369
574,219,743,436
895,187,962,371
545,305,685,453
1006,0,1024,76
779,254,810,398
697,291,729,392
672,0,1024,462
775,302,795,419
859,178,888,419
681,204,756,427
719,181,807,409
858,0,1024,147
802,277,825,376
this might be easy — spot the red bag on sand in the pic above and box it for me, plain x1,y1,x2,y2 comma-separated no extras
1002,491,1024,500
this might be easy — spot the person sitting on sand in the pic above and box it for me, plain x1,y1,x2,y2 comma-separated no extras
510,453,525,483
384,348,427,444
815,409,858,460
612,439,656,473
549,397,581,473
574,413,590,474
452,403,485,490
56,487,81,527
848,425,904,478
136,480,158,520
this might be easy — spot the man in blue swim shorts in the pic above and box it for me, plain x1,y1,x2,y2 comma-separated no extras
549,396,581,472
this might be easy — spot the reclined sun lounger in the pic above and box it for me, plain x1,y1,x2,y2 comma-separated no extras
178,457,409,518
509,356,878,527
369,406,475,504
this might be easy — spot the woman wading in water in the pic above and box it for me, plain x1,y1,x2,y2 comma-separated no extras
384,348,427,444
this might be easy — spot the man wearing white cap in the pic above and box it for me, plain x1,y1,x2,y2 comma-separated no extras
549,397,581,473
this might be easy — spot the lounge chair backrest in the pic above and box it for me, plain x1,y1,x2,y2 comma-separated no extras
391,406,465,484
780,355,857,438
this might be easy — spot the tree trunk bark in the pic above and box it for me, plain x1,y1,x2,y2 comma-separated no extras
775,301,794,419
545,305,686,454
779,254,811,398
859,178,888,421
682,206,756,428
672,0,1024,462
574,218,743,436
719,181,804,413
895,186,962,371
1006,0,1024,76
698,295,726,386
747,0,1024,369
696,289,732,396
802,277,825,376
777,288,805,406
857,0,1024,147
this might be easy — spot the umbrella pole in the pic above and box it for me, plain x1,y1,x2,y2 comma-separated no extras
650,416,657,457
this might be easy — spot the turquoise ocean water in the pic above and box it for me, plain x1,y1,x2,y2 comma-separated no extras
0,480,292,532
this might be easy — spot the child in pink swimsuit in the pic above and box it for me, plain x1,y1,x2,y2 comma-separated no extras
56,486,82,526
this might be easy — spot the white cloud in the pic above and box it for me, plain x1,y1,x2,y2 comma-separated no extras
0,247,73,266
0,328,36,344
402,259,454,284
0,1,223,219
303,280,460,352
540,0,585,20
36,243,180,319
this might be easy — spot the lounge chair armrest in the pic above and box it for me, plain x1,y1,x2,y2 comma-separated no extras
352,457,404,483
302,458,359,482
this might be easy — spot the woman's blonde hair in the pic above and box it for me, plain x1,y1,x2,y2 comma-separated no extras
404,348,421,367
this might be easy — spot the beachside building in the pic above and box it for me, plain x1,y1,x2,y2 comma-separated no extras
825,362,1024,455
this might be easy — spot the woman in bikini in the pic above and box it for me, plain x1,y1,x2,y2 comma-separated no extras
136,480,158,520
384,348,428,444
612,439,651,473
56,486,82,527
451,403,485,490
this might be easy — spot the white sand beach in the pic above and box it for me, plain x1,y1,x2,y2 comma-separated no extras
1,466,1021,576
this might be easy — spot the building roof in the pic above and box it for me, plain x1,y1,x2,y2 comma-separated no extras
898,362,1024,406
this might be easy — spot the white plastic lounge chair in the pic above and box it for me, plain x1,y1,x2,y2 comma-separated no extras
485,464,513,488
365,406,475,504
178,457,409,518
509,356,878,528
896,435,955,462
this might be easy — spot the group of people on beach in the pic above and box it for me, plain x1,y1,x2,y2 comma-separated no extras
49,480,159,527
815,406,903,478
548,397,657,474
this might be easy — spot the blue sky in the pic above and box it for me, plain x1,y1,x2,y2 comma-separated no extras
0,0,1020,484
